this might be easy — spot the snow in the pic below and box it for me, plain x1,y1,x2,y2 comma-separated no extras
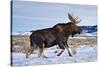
12,32,20,35
74,32,97,37
22,32,32,35
69,36,96,39
12,32,32,36
12,45,97,66
91,32,97,36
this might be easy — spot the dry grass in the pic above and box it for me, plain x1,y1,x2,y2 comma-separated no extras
11,35,97,52
68,38,97,45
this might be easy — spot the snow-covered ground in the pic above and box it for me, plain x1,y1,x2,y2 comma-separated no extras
12,45,97,66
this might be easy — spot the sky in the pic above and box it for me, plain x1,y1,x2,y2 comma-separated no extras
12,1,97,32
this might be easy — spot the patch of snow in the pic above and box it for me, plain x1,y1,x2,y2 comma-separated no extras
22,32,32,35
78,33,94,37
12,32,20,35
69,36,96,39
74,32,97,37
91,32,97,36
69,37,87,39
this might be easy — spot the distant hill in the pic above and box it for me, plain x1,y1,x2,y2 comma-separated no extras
80,25,97,33
12,25,97,37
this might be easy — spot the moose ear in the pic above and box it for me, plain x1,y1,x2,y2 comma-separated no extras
68,13,75,22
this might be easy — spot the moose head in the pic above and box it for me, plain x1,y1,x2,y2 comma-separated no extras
53,13,82,37
67,13,82,37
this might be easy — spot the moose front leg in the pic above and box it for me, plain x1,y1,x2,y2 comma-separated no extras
65,44,72,56
64,39,72,56
57,41,72,57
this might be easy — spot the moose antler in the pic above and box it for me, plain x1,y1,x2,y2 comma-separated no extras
68,13,76,22
68,13,81,23
75,16,79,20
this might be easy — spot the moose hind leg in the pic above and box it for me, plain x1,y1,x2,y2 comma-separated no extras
57,42,65,56
38,44,47,58
26,47,34,58
57,49,64,56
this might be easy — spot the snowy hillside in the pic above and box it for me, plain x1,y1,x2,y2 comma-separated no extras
12,32,21,35
12,45,97,66
12,25,97,37
22,32,32,35
75,32,97,37
12,31,97,37
12,32,32,36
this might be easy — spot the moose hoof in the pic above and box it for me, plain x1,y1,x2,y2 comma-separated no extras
57,53,61,56
42,55,48,59
26,56,29,59
42,55,48,58
54,50,58,53
69,53,73,57
39,55,48,59
26,54,30,59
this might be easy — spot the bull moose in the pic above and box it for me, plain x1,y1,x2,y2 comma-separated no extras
25,13,82,58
